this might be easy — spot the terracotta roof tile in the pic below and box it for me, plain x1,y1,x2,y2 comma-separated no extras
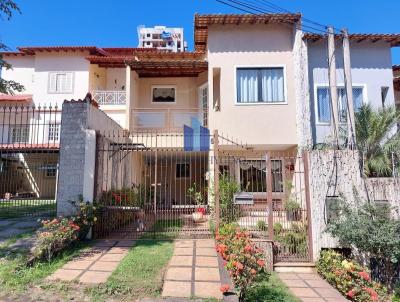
194,13,301,51
0,94,33,102
304,33,400,47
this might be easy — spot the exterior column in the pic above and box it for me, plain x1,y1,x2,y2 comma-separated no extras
328,27,340,147
125,65,131,130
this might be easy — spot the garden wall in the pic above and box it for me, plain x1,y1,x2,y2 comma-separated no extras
57,97,125,216
307,150,400,261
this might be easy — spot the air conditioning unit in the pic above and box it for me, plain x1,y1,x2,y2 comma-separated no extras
234,192,254,205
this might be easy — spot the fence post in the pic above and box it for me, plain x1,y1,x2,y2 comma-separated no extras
213,129,220,230
302,151,314,261
266,151,274,240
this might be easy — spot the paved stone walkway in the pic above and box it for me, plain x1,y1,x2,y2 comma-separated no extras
278,272,349,302
162,239,223,300
48,239,135,284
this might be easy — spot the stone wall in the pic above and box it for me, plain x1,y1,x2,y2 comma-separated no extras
56,98,124,216
308,150,400,261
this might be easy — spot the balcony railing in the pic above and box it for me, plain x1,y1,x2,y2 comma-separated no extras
92,90,126,105
131,108,207,131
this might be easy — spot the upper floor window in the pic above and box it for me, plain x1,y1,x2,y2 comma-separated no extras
236,67,285,104
152,86,176,103
48,72,73,94
316,86,364,124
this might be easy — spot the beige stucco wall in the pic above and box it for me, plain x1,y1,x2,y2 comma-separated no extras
207,24,298,148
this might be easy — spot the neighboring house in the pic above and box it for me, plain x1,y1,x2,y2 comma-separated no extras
394,65,400,109
305,34,399,145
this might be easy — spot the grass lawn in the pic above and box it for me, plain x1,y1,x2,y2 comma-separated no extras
0,233,88,299
0,199,56,218
87,239,174,301
244,272,300,302
142,218,183,239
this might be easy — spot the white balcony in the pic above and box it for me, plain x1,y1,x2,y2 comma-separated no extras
131,108,207,132
92,90,126,105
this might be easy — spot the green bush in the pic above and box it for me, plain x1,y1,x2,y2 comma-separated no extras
257,220,268,232
316,250,389,301
219,174,241,224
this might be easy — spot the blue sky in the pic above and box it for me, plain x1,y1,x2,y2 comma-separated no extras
1,0,399,63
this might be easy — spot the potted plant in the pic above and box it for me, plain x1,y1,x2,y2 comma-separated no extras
187,183,206,223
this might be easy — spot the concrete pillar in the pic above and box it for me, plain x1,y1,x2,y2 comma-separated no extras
56,100,97,216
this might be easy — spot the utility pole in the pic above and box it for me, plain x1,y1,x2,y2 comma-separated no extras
328,26,340,147
342,28,356,148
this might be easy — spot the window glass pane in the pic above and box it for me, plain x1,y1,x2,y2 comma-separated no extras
237,69,258,103
176,163,190,178
317,87,331,123
353,87,364,111
260,68,284,102
338,88,347,123
240,160,266,192
48,124,60,143
237,68,284,103
152,87,175,103
9,126,29,143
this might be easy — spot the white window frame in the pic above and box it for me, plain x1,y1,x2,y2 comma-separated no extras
48,123,60,143
314,83,368,125
48,71,74,94
151,85,177,104
234,65,288,105
45,163,58,178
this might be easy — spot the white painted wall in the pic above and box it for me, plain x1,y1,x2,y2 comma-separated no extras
1,56,35,94
308,41,396,144
33,53,90,105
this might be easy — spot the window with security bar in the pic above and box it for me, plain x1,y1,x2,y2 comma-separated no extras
316,86,364,124
48,72,74,93
48,124,60,143
8,126,30,144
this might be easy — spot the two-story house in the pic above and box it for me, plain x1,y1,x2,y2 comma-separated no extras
1,13,399,253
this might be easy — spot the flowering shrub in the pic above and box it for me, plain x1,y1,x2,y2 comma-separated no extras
31,218,80,262
216,223,269,301
316,250,390,302
71,201,99,239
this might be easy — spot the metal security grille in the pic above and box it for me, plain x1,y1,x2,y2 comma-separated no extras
0,106,60,218
92,130,312,262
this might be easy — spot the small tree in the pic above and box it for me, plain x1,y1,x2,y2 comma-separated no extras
0,0,24,94
326,200,400,286
355,104,400,177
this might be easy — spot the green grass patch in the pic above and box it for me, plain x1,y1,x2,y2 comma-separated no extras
244,273,300,302
0,199,56,219
87,239,174,300
142,218,183,239
0,233,88,296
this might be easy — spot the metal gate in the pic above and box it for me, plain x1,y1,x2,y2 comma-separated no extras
0,106,60,219
92,130,312,261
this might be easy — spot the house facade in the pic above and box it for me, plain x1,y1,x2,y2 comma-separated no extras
1,13,400,262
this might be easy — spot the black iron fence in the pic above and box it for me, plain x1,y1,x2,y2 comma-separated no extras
0,106,60,218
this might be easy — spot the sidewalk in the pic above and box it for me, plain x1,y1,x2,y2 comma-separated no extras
47,239,135,284
278,272,348,302
162,239,223,300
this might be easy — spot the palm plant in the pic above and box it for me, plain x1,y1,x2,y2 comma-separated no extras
355,104,400,177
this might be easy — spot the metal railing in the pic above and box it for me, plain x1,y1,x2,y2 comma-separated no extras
92,90,126,105
131,108,206,131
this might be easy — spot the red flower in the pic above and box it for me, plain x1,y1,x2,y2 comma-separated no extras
346,289,355,299
220,284,230,293
250,268,257,275
358,271,371,282
364,288,378,301
257,259,265,267
244,245,253,252
235,261,244,270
